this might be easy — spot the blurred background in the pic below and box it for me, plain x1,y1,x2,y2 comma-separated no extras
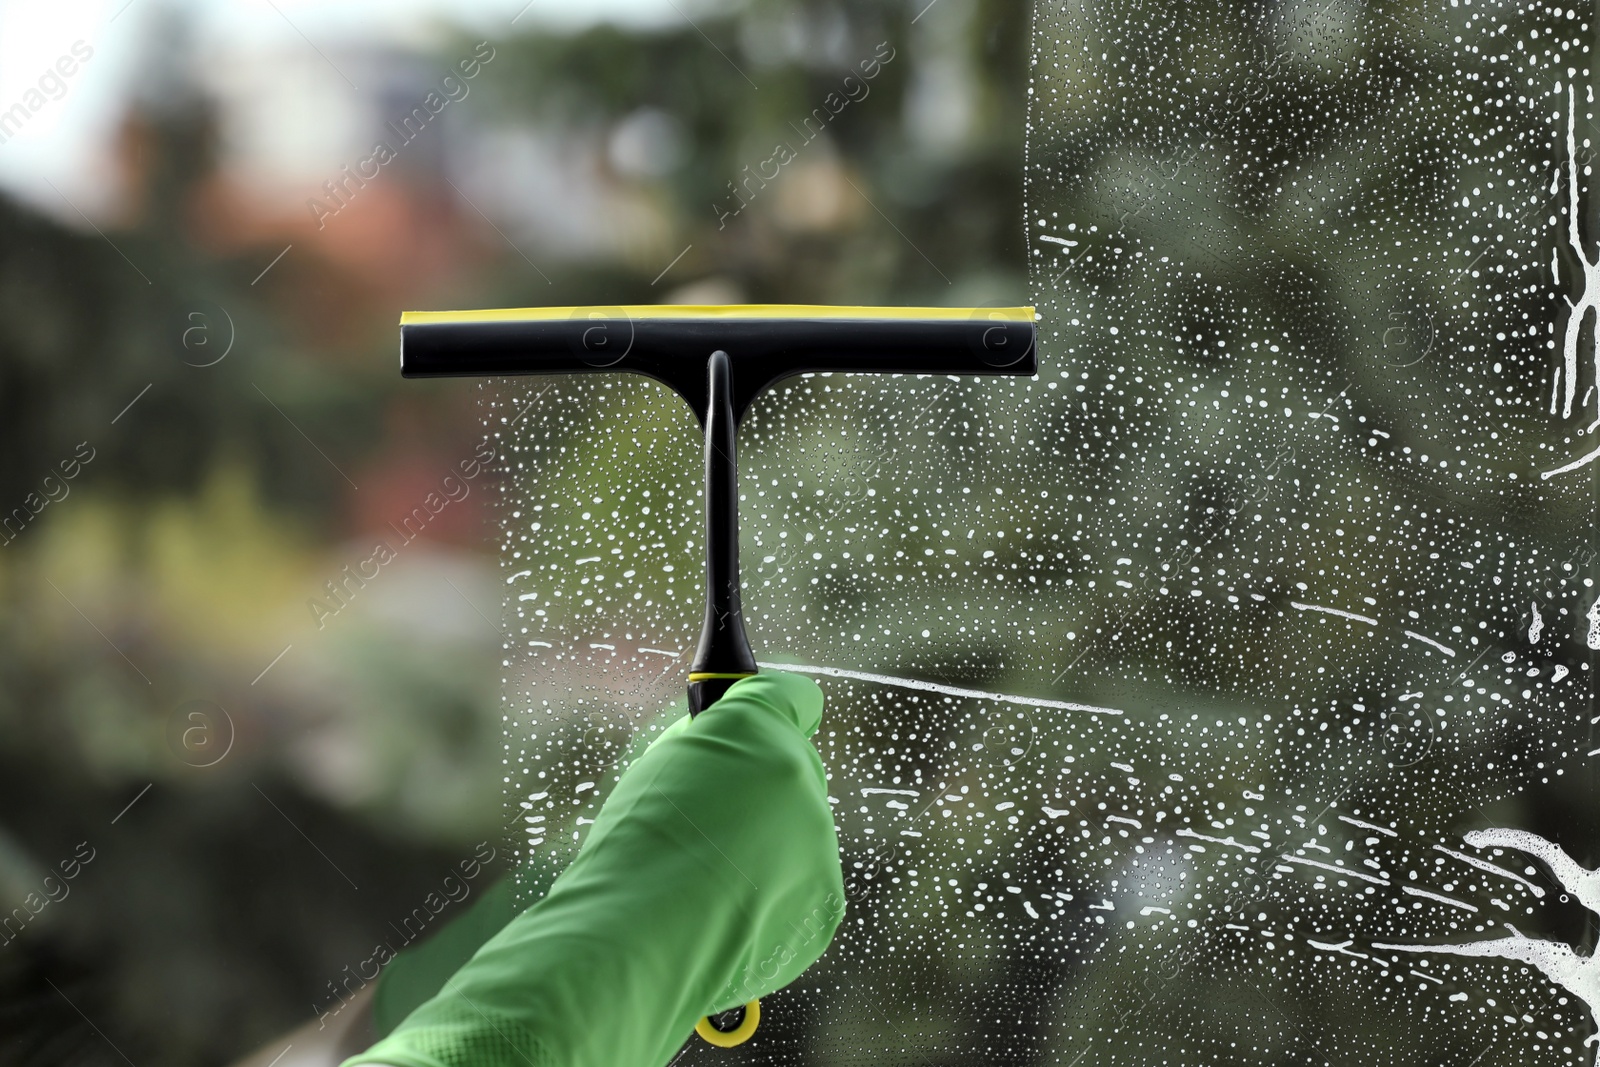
3,0,1598,1065
0,0,1028,1063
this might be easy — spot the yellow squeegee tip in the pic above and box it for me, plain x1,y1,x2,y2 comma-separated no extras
399,304,1034,326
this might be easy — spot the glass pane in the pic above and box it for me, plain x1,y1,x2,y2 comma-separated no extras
493,2,1598,1063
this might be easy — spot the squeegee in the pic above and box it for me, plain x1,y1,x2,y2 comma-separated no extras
400,304,1036,714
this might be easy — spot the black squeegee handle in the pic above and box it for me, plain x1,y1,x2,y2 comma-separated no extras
397,310,1038,716
399,315,1037,426
686,350,757,715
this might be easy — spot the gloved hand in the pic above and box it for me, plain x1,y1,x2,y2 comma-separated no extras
342,670,845,1067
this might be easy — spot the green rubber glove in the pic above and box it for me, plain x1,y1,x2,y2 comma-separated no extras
342,670,845,1067
369,875,523,1039
367,703,674,1039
